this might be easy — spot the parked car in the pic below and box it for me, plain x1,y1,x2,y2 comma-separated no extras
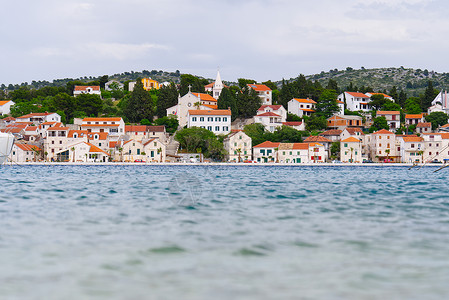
134,159,145,163
363,159,374,163
431,159,442,164
331,160,341,163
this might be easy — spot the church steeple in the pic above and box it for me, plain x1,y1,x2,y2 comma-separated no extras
212,70,223,99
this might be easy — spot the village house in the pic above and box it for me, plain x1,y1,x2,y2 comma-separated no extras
340,137,363,163
376,111,400,130
0,100,14,115
16,112,61,124
308,143,326,163
129,78,160,91
81,117,125,140
336,100,345,115
10,143,41,163
119,138,166,162
254,105,287,132
247,84,272,105
304,135,332,161
320,129,342,142
166,89,218,127
125,125,148,141
187,109,231,135
73,86,101,97
45,125,70,161
287,98,316,117
421,133,449,163
105,80,124,91
369,129,398,162
405,114,425,126
253,141,280,163
278,143,309,163
327,115,363,130
55,142,109,162
282,121,305,131
223,130,252,162
416,122,432,134
337,92,371,112
398,136,424,163
147,125,167,141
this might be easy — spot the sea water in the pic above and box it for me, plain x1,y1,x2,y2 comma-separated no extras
0,165,449,300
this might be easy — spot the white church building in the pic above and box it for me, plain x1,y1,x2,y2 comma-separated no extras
167,71,225,127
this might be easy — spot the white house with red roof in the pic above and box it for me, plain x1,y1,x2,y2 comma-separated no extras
278,143,310,163
247,84,272,105
0,100,14,115
376,111,400,130
118,138,166,162
340,137,363,163
368,129,397,162
254,105,287,133
81,117,125,139
405,114,425,126
125,125,148,141
338,92,371,112
308,143,326,163
223,130,252,162
187,109,231,135
55,141,109,162
10,143,41,162
73,86,101,97
166,89,219,127
253,141,280,163
282,121,305,131
416,122,432,134
287,98,316,117
398,136,424,163
16,112,61,124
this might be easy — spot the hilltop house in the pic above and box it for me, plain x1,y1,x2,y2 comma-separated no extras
247,84,272,105
337,92,371,112
254,105,287,132
287,98,316,117
73,86,101,97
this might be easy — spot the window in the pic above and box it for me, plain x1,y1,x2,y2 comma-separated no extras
215,117,221,122
260,150,265,155
344,143,348,147
267,149,272,155
223,117,227,122
208,117,213,122
429,143,432,147
411,144,415,148
234,142,237,146
215,126,220,131
379,143,382,147
154,142,157,147
151,151,154,157
192,117,197,122
200,117,204,122
283,151,285,155
59,141,62,144
429,152,432,155
137,149,140,155
223,126,229,131
207,126,212,131
387,143,390,148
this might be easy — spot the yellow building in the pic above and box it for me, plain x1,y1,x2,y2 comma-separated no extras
142,78,160,90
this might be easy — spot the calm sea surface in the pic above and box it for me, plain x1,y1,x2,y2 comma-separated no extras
1,165,449,300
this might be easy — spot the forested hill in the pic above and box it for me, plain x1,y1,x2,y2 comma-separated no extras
293,67,449,97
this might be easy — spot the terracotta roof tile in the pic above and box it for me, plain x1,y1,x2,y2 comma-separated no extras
253,141,280,148
188,109,231,116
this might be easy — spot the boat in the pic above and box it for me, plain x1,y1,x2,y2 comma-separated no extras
0,131,14,165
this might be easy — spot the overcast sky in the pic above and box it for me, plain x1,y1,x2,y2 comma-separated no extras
1,0,448,85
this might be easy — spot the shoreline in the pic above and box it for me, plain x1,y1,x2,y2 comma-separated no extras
2,162,446,167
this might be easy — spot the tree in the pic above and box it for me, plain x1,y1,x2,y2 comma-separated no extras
389,86,398,102
398,90,407,108
75,93,103,117
174,127,224,160
217,87,238,121
369,116,389,132
156,83,178,118
326,79,339,93
268,126,304,143
236,87,262,118
370,94,387,111
381,100,401,112
179,74,207,96
287,113,302,122
123,79,154,122
154,116,179,134
425,112,449,130
405,97,422,114
243,123,267,146
330,142,340,160
421,81,438,111
99,75,109,89
237,78,256,89
51,93,76,121
305,115,327,131
315,89,339,118
71,147,75,162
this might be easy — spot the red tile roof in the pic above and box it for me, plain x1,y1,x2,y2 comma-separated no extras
292,98,317,104
125,125,147,132
248,84,271,91
0,100,12,106
257,112,281,117
416,122,431,128
74,86,100,91
15,143,41,152
202,104,218,109
341,137,360,143
147,125,165,132
304,136,331,143
282,122,303,126
68,130,89,138
192,92,217,102
83,117,122,122
320,129,342,136
188,109,231,116
372,129,394,135
346,92,369,98
258,105,283,111
253,141,280,148
405,114,423,119
377,111,400,115
402,136,423,142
